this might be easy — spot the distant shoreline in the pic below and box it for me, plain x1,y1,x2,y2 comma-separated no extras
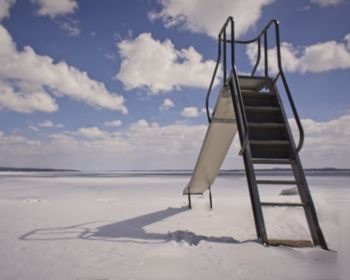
0,167,79,172
1,167,350,176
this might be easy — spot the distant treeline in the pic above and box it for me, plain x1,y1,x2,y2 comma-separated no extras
0,167,79,172
0,167,349,176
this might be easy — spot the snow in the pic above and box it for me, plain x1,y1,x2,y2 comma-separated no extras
0,172,348,280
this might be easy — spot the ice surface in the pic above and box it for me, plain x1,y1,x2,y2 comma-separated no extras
0,172,348,280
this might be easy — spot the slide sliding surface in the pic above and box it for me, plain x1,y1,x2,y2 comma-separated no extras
183,86,237,195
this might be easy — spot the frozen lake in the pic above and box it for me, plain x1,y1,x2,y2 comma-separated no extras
0,172,349,280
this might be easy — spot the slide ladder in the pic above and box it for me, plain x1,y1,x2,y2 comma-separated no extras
184,17,328,249
232,75,328,249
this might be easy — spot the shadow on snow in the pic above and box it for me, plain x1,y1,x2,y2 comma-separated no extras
19,207,256,245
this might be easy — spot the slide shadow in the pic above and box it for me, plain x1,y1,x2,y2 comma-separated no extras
20,207,255,245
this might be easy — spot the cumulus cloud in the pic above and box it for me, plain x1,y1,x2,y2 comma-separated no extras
116,33,220,94
181,107,202,118
288,114,350,167
104,120,122,127
31,0,78,18
75,127,108,139
159,98,175,111
310,0,342,7
246,34,350,74
1,113,350,169
149,0,274,38
0,81,58,113
0,121,209,169
0,0,15,21
0,131,42,160
0,25,127,113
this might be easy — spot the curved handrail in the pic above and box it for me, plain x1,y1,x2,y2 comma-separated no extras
205,35,221,122
235,19,304,153
205,18,304,153
205,17,234,123
273,21,304,152
251,38,261,76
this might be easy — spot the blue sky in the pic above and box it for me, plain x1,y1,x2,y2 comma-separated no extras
0,0,349,170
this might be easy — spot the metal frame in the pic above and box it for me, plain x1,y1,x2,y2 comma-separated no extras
206,19,304,154
187,187,213,209
204,17,328,249
273,85,328,248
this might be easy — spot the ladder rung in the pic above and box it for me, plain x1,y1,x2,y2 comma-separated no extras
248,122,284,128
238,75,271,91
245,106,280,111
252,158,294,164
249,140,289,145
261,202,305,207
256,180,296,185
242,90,275,97
267,239,313,247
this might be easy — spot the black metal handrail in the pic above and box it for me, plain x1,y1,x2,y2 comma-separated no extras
205,17,249,156
205,16,234,123
206,18,304,153
234,19,304,152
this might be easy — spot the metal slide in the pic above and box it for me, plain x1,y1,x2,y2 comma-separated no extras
183,86,237,195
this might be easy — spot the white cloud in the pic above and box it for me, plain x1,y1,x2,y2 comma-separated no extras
38,120,63,128
31,0,78,18
0,0,15,21
288,114,350,167
149,0,274,38
1,113,350,169
0,130,42,160
159,98,175,111
181,107,201,118
116,33,220,94
76,127,108,139
38,120,54,128
0,121,208,169
0,81,58,113
0,25,127,113
104,120,122,127
310,0,342,7
58,18,80,36
56,123,64,128
28,125,39,132
246,34,350,74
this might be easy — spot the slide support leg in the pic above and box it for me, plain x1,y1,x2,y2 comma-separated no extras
188,193,192,209
209,187,213,209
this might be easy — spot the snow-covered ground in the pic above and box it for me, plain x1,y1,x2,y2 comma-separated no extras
0,172,349,280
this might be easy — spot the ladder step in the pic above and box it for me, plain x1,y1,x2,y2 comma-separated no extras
261,202,305,207
252,158,294,164
267,239,313,247
248,122,284,128
242,92,277,107
249,140,289,145
256,180,296,185
245,106,280,111
238,75,271,91
242,90,275,97
248,122,288,141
